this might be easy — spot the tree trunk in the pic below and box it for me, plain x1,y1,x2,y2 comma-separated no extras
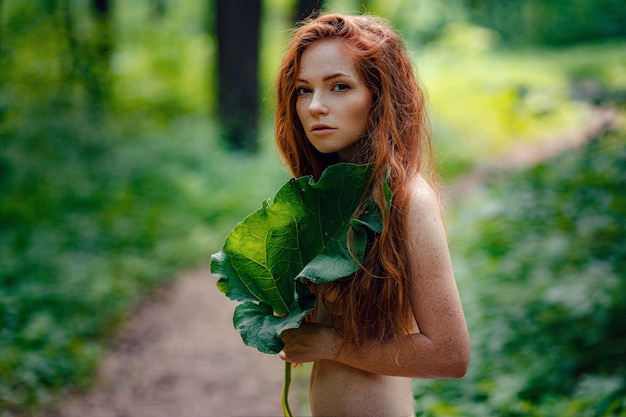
88,0,113,115
215,0,261,152
0,0,4,60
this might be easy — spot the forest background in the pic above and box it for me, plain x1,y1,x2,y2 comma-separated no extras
1,0,625,416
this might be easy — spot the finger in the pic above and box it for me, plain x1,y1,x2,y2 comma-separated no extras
280,327,298,341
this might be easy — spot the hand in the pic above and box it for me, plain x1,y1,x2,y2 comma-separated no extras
279,323,340,364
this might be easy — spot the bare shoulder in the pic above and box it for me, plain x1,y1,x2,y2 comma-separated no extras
403,174,449,262
406,174,443,226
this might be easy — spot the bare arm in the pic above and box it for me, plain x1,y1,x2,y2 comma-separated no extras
279,176,470,378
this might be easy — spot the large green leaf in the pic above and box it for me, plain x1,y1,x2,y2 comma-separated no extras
211,163,388,354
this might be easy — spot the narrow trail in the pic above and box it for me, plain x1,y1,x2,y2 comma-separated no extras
443,105,619,204
38,105,620,417
39,268,308,417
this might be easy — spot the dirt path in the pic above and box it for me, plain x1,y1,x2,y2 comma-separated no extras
40,268,308,417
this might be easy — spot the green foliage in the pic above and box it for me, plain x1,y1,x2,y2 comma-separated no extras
0,96,289,412
358,0,468,45
413,128,626,416
1,0,624,414
464,0,626,46
212,163,386,354
418,39,626,180
0,1,286,412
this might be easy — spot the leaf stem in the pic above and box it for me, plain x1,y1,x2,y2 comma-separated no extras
282,361,294,417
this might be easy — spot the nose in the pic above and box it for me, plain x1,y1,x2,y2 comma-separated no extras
308,92,328,115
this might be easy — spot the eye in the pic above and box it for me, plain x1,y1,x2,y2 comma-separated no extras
296,86,311,95
332,83,350,92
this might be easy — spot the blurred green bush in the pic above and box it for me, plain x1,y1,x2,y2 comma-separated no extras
0,99,289,412
418,35,626,180
465,0,626,46
413,126,626,416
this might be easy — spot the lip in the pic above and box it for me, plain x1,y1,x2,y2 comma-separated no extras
310,124,336,136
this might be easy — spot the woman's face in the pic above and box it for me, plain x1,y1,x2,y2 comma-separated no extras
295,39,372,162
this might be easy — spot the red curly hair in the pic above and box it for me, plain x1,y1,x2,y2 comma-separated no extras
275,13,436,347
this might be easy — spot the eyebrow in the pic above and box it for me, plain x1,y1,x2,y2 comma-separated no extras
297,72,350,83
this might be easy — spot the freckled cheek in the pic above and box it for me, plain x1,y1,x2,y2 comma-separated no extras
295,104,307,127
349,107,370,132
347,94,372,131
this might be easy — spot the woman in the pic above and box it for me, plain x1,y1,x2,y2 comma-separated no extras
275,13,470,416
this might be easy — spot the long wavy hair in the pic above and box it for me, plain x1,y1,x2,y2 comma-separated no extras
275,13,436,348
